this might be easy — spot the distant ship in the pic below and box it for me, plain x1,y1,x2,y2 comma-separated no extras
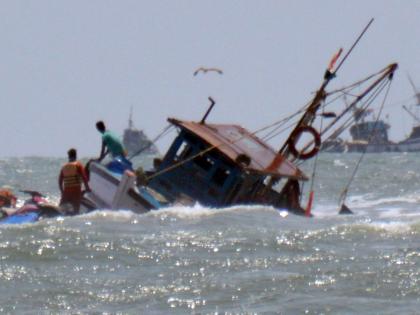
323,77,420,153
123,108,159,156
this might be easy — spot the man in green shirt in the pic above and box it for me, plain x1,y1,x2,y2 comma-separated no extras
95,121,127,162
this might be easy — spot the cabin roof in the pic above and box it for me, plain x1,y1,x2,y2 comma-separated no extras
168,118,308,180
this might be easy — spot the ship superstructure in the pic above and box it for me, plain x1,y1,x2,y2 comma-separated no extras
123,108,159,156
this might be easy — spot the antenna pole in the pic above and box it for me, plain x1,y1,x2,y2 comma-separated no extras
200,97,216,124
129,106,134,129
333,18,374,75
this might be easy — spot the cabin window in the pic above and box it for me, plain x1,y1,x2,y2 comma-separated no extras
194,155,214,171
212,168,231,187
174,141,193,161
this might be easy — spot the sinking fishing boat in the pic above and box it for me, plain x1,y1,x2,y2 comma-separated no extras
82,20,398,216
83,110,309,215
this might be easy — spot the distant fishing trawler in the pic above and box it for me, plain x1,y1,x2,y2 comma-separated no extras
123,108,159,156
323,77,420,153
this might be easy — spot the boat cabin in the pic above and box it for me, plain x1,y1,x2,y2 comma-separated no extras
148,118,308,211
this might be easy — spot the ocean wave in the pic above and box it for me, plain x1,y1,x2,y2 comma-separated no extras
81,209,136,220
148,203,279,218
0,206,282,230
66,204,290,225
367,220,416,234
346,193,420,208
297,218,420,242
343,218,419,235
2,200,419,235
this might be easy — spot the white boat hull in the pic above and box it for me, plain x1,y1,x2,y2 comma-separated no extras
82,162,160,213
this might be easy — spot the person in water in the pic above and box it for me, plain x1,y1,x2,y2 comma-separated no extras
0,186,17,208
95,121,127,162
58,148,90,212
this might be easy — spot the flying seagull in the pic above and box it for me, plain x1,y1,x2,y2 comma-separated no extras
193,67,223,76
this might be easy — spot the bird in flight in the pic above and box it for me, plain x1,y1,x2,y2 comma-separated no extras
193,67,223,76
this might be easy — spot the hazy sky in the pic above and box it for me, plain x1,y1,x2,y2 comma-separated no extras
1,1,419,157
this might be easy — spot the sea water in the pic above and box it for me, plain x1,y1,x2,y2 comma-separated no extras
0,154,419,314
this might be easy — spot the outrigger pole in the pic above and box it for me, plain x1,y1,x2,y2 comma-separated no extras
315,64,398,143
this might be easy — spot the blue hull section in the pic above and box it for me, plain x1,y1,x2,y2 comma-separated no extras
0,212,40,225
138,187,163,209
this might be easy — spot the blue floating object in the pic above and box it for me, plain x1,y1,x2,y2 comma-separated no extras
106,156,134,174
0,211,40,225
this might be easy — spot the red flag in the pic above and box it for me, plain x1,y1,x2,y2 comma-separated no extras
328,48,343,72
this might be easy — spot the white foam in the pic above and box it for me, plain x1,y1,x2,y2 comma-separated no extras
333,159,349,168
346,193,420,208
377,207,404,218
78,209,136,221
368,220,414,234
147,203,278,219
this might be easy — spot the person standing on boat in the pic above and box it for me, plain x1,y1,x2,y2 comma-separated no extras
95,121,127,162
58,148,90,212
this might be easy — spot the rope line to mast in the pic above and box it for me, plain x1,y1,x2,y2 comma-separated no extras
338,77,394,206
129,124,174,160
319,78,391,149
295,74,392,169
259,66,394,145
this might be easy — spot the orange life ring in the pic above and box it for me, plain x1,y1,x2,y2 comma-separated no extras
288,126,321,160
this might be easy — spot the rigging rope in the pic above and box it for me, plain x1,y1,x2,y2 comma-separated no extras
292,70,392,170
326,65,388,96
320,78,390,147
258,101,311,139
128,124,174,160
260,66,393,146
305,100,327,215
338,77,394,207
295,67,395,163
